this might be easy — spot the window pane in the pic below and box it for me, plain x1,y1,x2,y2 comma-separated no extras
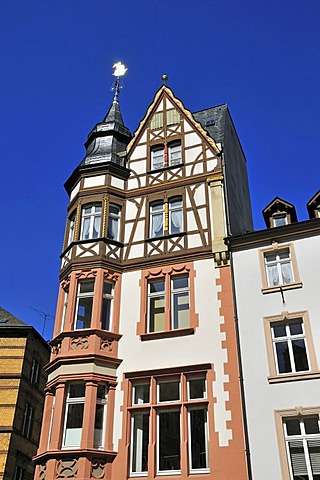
69,384,85,398
97,385,107,400
104,282,113,295
172,292,190,329
79,281,94,294
305,417,320,435
190,409,208,470
275,341,291,373
288,440,308,478
65,403,84,447
101,297,112,330
150,280,165,294
189,379,206,399
280,261,294,284
286,418,301,436
134,384,150,405
158,381,180,402
272,323,286,337
76,297,93,329
132,413,149,473
290,320,303,335
172,276,188,290
307,439,320,477
94,404,104,447
292,339,309,371
149,296,165,332
158,411,180,471
274,215,287,227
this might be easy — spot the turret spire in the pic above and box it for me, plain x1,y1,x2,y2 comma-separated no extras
82,61,131,167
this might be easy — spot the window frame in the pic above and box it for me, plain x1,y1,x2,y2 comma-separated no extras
30,357,40,387
80,203,102,241
139,263,198,340
94,384,108,449
149,201,165,238
21,403,34,439
259,243,302,293
264,311,319,383
148,195,184,240
127,367,211,477
271,212,289,227
101,281,114,331
62,383,86,449
73,279,95,330
275,407,320,480
107,204,121,242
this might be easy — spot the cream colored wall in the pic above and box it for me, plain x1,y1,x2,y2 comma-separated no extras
113,258,233,448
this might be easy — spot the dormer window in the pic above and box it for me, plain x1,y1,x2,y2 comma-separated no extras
150,142,182,171
262,197,297,228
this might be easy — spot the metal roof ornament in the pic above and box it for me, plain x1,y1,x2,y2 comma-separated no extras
162,74,168,85
112,61,127,101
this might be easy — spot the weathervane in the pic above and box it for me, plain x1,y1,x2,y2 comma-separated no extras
111,61,127,101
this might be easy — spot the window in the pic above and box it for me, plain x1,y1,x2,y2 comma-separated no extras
264,311,319,383
148,275,190,333
80,203,102,240
61,287,69,332
67,213,75,245
273,213,288,227
14,466,25,480
284,416,320,480
169,197,183,234
150,201,164,238
271,319,309,375
149,196,183,238
128,370,209,476
30,358,40,386
107,204,121,241
265,249,294,286
150,142,182,170
74,280,94,330
63,384,85,448
22,403,33,439
101,282,114,331
94,385,107,448
260,244,302,292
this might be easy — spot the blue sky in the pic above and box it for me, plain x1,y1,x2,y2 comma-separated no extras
1,0,319,338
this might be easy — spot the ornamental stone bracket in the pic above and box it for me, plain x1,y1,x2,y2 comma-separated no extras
214,250,230,267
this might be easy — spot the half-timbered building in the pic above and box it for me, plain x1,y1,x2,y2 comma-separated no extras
34,74,252,480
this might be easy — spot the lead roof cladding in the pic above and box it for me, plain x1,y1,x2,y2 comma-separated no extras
0,307,28,327
192,104,228,144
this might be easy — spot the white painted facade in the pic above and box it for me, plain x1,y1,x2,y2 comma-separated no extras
232,229,320,479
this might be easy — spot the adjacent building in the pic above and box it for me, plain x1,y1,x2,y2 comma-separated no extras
0,307,50,480
33,76,253,479
229,193,320,479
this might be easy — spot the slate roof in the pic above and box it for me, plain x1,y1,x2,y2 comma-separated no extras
192,104,228,144
0,307,28,327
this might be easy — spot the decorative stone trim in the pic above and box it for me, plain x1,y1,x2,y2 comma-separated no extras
56,458,78,478
70,336,89,350
92,458,106,479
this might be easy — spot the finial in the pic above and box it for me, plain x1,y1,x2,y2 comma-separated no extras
111,61,127,101
162,74,168,85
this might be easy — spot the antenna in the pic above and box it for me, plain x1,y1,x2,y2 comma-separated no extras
29,307,54,337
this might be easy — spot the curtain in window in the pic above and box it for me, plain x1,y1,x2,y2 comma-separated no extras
171,209,182,233
93,216,101,238
82,218,90,240
281,262,294,284
267,264,279,286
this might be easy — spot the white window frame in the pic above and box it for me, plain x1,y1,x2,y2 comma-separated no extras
264,249,294,287
74,280,95,330
168,142,182,166
107,204,121,241
80,203,102,240
68,213,75,244
168,197,183,235
273,213,288,227
284,415,320,479
62,384,85,449
187,407,209,474
157,409,181,475
130,411,150,476
94,385,108,449
271,319,310,375
150,201,164,238
151,146,164,170
61,288,69,332
101,281,114,331
171,275,190,330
